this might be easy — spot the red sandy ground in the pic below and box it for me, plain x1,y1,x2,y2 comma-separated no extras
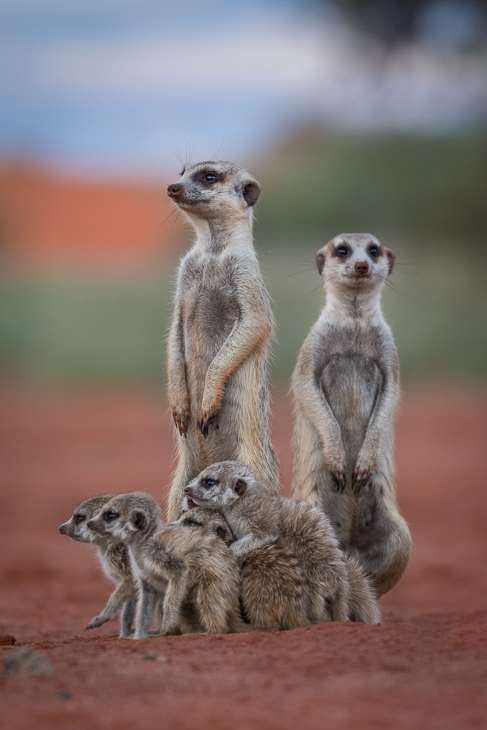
0,386,486,729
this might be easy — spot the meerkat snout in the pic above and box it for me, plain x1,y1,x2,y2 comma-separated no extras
167,184,182,197
354,260,369,276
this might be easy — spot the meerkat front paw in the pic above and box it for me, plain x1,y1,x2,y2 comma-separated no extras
352,454,377,493
325,448,347,493
86,615,109,630
172,407,191,437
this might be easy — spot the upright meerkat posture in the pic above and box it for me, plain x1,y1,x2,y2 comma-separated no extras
179,505,316,631
88,492,245,637
292,233,411,596
185,461,380,624
165,161,279,521
59,495,137,637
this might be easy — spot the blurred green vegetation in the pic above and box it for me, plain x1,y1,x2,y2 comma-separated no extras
0,130,486,384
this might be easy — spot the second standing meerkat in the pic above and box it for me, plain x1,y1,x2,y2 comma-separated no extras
291,233,411,596
165,161,279,521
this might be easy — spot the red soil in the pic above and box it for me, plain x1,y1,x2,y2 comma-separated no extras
0,386,486,729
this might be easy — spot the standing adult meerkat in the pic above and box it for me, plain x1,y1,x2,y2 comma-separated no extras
291,233,412,597
185,461,380,624
59,494,137,637
165,161,279,521
88,492,246,637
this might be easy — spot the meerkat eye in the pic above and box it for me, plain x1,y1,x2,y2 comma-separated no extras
103,511,118,522
202,478,216,488
204,173,217,182
335,246,349,257
184,520,200,527
74,514,84,523
368,245,380,257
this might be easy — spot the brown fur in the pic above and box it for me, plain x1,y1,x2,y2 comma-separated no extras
181,505,316,631
166,161,279,521
292,233,412,596
185,461,380,624
88,493,245,637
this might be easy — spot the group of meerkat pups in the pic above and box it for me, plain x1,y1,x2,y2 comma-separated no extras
59,161,411,638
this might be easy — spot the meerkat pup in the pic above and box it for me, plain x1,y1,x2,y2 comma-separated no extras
291,233,412,597
178,505,315,631
185,461,379,624
59,495,137,637
88,492,245,637
165,161,279,521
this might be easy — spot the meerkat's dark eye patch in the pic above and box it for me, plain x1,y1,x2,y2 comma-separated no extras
202,478,217,488
333,245,350,259
103,511,118,522
183,519,201,528
194,170,223,186
368,243,381,257
74,514,85,523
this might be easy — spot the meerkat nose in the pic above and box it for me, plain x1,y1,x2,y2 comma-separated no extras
183,486,191,494
354,261,369,276
59,524,66,534
167,184,182,197
86,519,97,531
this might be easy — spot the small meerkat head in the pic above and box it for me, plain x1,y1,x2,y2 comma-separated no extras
167,508,235,546
316,233,395,296
184,461,258,510
167,161,261,221
86,492,163,544
59,494,115,543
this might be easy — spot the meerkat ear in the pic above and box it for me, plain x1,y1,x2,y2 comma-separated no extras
242,179,261,207
316,251,326,275
385,248,395,275
234,478,247,496
215,525,227,540
131,511,146,530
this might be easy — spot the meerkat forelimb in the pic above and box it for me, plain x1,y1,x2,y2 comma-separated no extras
291,233,412,596
59,494,138,637
165,161,279,521
185,461,356,624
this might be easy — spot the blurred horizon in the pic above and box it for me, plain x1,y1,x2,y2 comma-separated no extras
0,0,486,385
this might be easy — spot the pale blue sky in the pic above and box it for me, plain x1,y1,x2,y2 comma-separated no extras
1,0,486,178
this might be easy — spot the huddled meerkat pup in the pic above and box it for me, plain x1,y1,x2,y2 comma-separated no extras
165,161,279,521
88,492,246,637
59,495,137,637
185,461,380,624
291,233,412,596
180,504,316,631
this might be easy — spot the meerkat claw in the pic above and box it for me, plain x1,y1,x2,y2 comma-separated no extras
352,471,370,493
173,414,189,438
199,414,217,439
331,472,346,493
